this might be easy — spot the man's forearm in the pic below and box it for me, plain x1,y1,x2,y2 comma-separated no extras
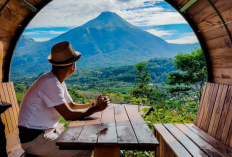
68,102,92,109
68,106,99,120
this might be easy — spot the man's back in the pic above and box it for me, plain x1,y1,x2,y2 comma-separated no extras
18,72,72,130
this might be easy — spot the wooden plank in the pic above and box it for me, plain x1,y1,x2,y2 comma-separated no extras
226,123,232,148
208,84,224,134
56,121,85,146
125,105,158,147
214,78,232,86
210,85,228,137
1,40,10,51
203,22,232,41
186,0,217,16
98,106,117,144
216,86,232,141
213,68,232,79
0,29,14,42
114,105,138,146
9,83,19,114
2,83,17,130
0,16,18,33
209,47,232,59
1,113,9,134
153,124,192,157
76,112,102,145
176,124,227,157
203,84,219,132
0,4,24,25
6,83,18,125
185,123,232,157
196,83,211,127
195,82,207,125
206,35,232,50
6,0,31,18
200,83,215,129
164,124,207,157
221,96,232,144
0,83,13,133
193,0,232,24
94,146,120,157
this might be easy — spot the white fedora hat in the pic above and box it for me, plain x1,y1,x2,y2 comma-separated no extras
48,41,81,66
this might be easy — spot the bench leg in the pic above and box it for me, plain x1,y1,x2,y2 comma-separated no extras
94,146,120,157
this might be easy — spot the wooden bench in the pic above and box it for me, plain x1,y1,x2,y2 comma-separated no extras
154,82,232,157
0,82,65,157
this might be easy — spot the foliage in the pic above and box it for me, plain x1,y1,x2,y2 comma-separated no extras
166,47,207,100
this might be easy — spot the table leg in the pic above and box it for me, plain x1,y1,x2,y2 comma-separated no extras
94,146,120,157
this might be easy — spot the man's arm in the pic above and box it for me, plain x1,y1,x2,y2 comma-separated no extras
54,95,109,121
68,102,92,109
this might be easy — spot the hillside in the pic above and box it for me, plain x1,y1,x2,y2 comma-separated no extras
12,58,176,90
11,12,198,77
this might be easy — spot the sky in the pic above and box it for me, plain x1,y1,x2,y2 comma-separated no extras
23,0,199,44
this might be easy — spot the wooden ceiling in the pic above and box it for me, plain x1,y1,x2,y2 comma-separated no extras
0,0,232,85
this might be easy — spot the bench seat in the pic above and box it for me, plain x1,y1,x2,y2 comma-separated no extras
153,83,232,157
154,123,232,157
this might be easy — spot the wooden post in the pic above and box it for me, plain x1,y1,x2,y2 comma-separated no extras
94,146,120,157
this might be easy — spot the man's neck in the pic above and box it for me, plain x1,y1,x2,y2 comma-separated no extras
51,69,68,83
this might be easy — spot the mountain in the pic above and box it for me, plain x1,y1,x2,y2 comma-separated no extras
11,12,199,77
17,35,36,47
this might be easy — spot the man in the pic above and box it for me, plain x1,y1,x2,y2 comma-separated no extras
18,41,109,157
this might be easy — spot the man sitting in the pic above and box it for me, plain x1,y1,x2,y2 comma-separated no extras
18,41,110,157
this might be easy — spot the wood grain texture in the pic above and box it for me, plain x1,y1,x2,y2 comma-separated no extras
210,85,228,137
196,83,211,127
206,35,232,50
209,47,232,59
1,113,9,134
125,105,158,147
195,82,207,125
153,124,191,157
208,84,224,134
2,83,17,130
221,95,232,144
202,22,232,41
216,86,232,141
9,82,19,114
56,121,85,146
176,124,227,157
0,83,13,134
94,146,120,157
76,112,102,144
98,106,117,144
164,124,207,157
114,105,138,145
213,68,232,79
214,78,232,86
199,83,215,129
203,84,219,132
0,16,18,33
226,123,232,148
185,123,232,157
6,0,31,18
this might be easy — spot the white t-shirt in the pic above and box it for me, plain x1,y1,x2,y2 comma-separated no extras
18,72,73,130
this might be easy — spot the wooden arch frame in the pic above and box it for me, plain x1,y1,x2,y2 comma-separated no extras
0,0,232,85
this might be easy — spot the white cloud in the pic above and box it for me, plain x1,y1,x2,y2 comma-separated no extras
33,38,52,42
165,33,199,44
23,30,67,35
146,29,175,37
27,0,186,28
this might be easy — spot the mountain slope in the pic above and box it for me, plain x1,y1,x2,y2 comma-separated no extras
11,12,199,77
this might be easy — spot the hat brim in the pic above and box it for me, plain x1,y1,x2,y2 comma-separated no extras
48,51,81,66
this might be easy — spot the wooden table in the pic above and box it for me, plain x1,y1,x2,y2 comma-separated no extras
56,105,159,157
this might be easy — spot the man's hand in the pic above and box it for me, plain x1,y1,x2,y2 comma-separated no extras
94,95,110,111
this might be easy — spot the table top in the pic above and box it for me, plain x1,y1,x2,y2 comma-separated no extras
56,104,159,150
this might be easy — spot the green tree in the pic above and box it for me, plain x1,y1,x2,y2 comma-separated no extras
166,47,207,100
130,62,151,99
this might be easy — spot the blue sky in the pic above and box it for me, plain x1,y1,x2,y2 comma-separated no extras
23,0,199,44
